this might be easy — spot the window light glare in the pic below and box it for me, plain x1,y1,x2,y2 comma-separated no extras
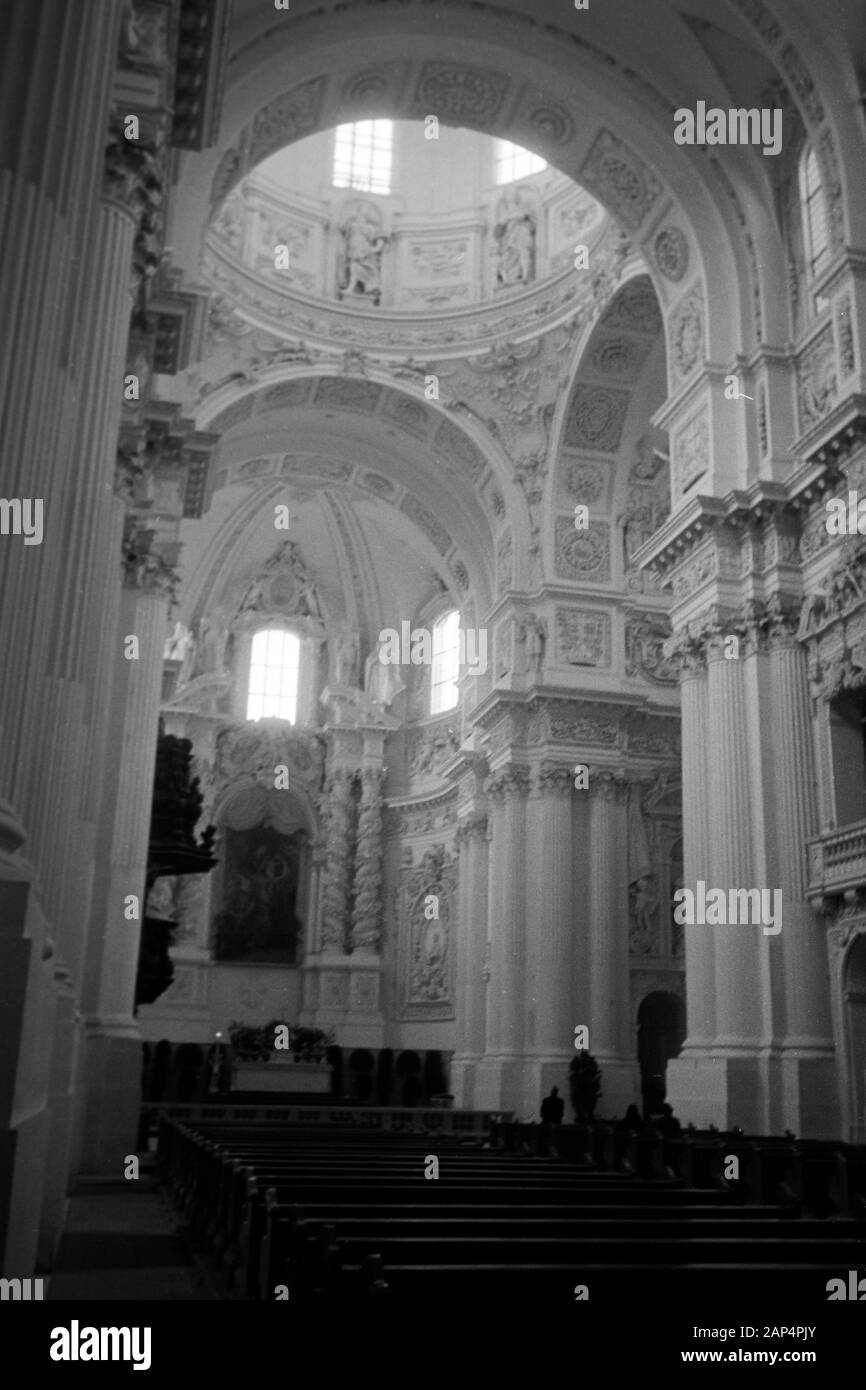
494,138,546,185
247,628,300,723
333,120,393,195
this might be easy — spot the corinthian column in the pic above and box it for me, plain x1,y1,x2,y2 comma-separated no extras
665,632,718,1125
765,606,836,1136
321,769,355,955
451,813,489,1108
475,764,530,1113
524,765,574,1105
79,577,172,1172
589,771,636,1115
351,767,385,953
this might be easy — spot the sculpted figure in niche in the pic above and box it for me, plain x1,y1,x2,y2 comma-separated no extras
629,875,660,954
333,628,360,687
339,205,389,304
519,612,547,674
364,634,407,709
493,197,536,288
194,613,229,675
164,620,194,665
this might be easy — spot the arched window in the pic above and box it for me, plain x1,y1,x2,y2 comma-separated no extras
494,139,546,185
430,610,460,714
333,120,393,195
798,145,830,279
246,628,300,722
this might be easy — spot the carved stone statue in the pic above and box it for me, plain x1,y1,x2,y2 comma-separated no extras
629,874,660,954
493,204,536,287
519,612,547,673
364,636,407,709
195,613,229,675
333,628,360,687
339,205,389,303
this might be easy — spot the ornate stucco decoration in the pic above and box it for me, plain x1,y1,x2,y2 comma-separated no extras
624,610,677,684
798,538,866,700
230,539,325,633
398,843,457,1021
214,721,326,801
350,767,385,953
201,214,632,360
384,786,458,839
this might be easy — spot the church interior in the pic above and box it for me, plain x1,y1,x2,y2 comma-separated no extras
2,0,866,1320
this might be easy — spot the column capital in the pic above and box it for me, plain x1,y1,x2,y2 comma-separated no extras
590,769,629,803
536,763,574,797
455,813,489,845
486,764,531,802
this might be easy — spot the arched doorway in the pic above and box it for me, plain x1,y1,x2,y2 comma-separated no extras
843,935,866,1143
637,990,685,1114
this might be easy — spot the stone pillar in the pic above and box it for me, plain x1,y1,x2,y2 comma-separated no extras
476,764,530,1113
0,809,55,1276
451,813,489,1108
588,772,636,1115
767,620,837,1136
666,639,718,1124
704,638,766,1131
0,0,122,913
523,764,574,1110
79,582,169,1172
0,0,124,1269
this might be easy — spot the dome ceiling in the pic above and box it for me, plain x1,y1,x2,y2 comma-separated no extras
204,120,615,353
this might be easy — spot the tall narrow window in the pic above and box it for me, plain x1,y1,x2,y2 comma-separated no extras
799,146,830,279
247,628,300,722
430,610,460,715
332,120,393,195
494,138,546,185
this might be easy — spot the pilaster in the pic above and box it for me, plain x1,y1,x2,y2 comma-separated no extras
475,763,530,1112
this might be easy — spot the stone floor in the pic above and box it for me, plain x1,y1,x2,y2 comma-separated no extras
46,1174,211,1301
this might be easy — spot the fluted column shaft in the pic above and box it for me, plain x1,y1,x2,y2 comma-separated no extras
588,775,630,1061
767,636,836,1134
706,653,763,1048
485,767,529,1056
679,662,715,1049
79,584,168,1171
453,815,489,1072
93,588,168,1018
0,0,121,819
531,768,574,1056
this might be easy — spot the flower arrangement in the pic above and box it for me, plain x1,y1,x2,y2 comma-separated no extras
227,1020,335,1062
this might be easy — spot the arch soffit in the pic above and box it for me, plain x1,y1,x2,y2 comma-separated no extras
545,273,668,536
192,370,528,602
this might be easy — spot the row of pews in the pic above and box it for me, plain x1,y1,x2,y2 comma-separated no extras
158,1115,866,1304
